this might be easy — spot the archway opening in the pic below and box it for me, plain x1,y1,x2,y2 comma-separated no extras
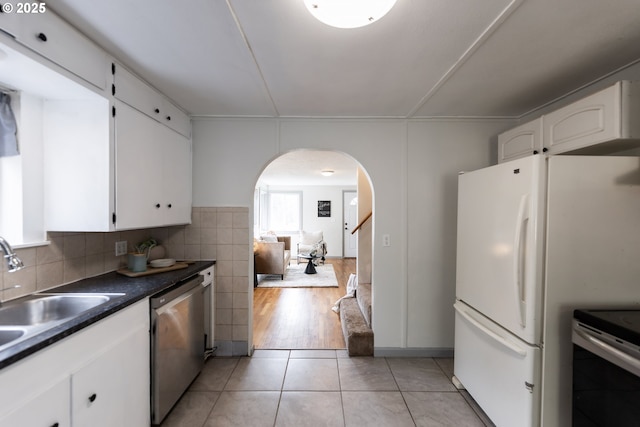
251,149,373,350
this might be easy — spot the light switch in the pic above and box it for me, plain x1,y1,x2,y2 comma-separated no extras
382,234,391,247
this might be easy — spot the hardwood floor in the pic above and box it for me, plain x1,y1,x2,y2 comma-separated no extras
253,258,355,349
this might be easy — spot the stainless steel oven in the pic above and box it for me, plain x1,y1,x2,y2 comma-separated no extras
150,274,204,425
572,310,640,426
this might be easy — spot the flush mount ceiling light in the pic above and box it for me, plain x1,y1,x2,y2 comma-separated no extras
321,170,335,176
304,0,397,29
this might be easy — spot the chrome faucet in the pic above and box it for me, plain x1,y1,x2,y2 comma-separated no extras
0,236,24,272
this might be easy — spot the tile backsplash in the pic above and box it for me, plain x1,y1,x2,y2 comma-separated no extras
0,206,251,355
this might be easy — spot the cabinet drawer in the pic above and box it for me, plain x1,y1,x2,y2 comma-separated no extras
498,118,543,163
113,63,191,138
16,10,108,90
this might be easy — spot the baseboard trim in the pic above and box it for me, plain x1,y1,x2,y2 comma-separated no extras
374,347,454,358
214,340,249,356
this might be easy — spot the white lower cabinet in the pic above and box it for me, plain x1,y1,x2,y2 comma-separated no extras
0,377,71,427
71,325,149,427
0,300,150,427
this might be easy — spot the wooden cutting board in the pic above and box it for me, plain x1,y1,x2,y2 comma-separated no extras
117,262,189,277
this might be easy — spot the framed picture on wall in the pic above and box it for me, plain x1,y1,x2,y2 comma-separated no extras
318,200,331,217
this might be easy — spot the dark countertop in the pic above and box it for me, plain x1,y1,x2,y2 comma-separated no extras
0,260,215,370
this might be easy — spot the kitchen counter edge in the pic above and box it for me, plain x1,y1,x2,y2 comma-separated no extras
0,260,215,370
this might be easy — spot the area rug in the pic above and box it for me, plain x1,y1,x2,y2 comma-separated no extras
257,263,338,288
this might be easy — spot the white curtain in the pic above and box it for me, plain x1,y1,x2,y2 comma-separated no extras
0,93,18,157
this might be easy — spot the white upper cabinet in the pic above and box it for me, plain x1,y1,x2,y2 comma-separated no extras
113,63,191,138
0,4,21,38
498,81,640,162
498,118,543,163
543,81,640,154
115,100,192,229
1,7,108,91
111,63,192,229
0,15,193,232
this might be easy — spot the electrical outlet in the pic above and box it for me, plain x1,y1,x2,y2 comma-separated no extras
382,234,391,247
115,240,128,256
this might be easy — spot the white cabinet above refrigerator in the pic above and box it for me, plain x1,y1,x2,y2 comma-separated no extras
498,81,640,163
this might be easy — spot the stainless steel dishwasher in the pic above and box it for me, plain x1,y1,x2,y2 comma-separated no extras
150,274,204,425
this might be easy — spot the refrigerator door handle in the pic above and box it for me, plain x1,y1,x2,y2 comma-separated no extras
513,194,529,328
454,302,527,357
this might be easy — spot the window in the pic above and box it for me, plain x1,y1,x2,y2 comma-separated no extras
266,191,302,234
0,91,45,245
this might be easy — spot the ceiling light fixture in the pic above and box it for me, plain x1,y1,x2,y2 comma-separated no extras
321,170,335,176
304,0,397,29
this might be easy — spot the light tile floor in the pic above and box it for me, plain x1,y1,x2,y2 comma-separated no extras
160,350,495,427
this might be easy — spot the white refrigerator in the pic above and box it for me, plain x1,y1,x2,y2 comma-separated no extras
454,155,640,427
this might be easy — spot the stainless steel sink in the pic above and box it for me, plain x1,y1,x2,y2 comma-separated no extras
0,329,25,347
0,293,125,352
0,294,111,326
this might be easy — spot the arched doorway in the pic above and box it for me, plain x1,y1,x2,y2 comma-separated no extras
251,150,372,350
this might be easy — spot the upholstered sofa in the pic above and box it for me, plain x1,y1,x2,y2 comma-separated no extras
255,236,291,279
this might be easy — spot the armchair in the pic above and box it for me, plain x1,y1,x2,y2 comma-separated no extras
255,235,291,280
297,230,327,265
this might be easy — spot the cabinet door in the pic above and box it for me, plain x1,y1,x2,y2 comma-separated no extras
161,98,191,138
0,377,71,427
498,118,543,163
115,100,165,229
16,10,108,90
543,81,624,154
71,325,149,427
161,125,192,225
113,63,163,119
115,100,191,229
113,63,191,137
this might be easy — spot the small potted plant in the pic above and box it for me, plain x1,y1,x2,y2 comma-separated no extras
128,238,157,272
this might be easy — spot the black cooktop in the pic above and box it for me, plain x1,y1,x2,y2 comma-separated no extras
574,309,640,347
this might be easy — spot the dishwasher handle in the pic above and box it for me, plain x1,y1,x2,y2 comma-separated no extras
151,275,203,310
154,284,203,316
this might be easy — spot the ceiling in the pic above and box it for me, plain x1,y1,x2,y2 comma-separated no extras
46,0,640,119
42,0,640,186
258,150,358,186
